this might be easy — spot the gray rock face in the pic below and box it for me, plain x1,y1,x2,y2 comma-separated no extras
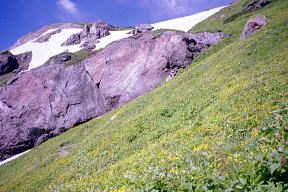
83,31,231,111
130,24,154,34
0,31,230,161
244,0,271,11
81,21,113,40
62,21,113,48
14,51,32,73
34,29,62,43
61,33,81,47
240,16,268,39
0,51,19,75
0,64,105,160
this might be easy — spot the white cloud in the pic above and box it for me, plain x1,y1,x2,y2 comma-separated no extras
57,0,79,15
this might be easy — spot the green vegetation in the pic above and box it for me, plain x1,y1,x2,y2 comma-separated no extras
64,49,102,66
0,0,287,191
114,26,134,31
0,73,14,87
44,49,102,67
75,22,91,26
0,78,9,87
149,29,184,38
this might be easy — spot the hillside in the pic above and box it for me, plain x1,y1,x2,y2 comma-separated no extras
0,0,287,191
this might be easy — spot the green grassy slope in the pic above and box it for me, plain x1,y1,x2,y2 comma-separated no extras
0,0,287,191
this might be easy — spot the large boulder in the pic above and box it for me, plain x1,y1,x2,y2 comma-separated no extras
130,24,154,34
240,16,268,39
83,20,113,39
0,51,19,75
34,29,62,43
62,21,113,47
61,33,81,47
83,31,231,111
244,0,271,11
0,63,105,160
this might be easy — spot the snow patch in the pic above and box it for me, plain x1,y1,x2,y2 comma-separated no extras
9,6,225,71
0,150,31,166
152,6,226,32
11,28,83,70
94,30,131,50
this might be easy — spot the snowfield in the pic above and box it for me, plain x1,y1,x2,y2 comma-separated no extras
10,28,83,70
9,6,225,72
152,6,226,32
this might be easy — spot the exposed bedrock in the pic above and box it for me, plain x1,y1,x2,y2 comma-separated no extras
0,64,105,160
0,31,231,160
84,31,231,111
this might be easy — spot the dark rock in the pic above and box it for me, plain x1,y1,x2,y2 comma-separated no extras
244,0,271,11
14,51,32,73
62,21,113,47
0,63,105,160
83,31,231,111
80,39,99,50
45,53,74,66
80,21,113,40
60,54,72,62
61,33,81,47
34,29,62,43
240,16,268,39
0,51,19,75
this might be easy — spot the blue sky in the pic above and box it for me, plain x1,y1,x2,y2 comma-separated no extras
0,0,232,50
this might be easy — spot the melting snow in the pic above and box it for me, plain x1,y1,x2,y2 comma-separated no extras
152,6,226,32
9,6,225,71
10,28,83,70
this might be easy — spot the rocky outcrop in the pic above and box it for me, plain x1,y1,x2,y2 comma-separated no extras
61,33,81,47
0,51,19,75
244,0,271,11
62,21,113,48
0,63,105,160
0,51,32,76
14,51,32,73
0,31,231,161
240,16,268,39
130,24,154,34
83,31,231,111
80,21,113,40
11,23,83,49
34,29,62,43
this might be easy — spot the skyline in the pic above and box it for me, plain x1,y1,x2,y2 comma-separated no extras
0,0,232,50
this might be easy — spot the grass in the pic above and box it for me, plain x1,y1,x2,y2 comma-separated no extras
44,49,102,67
64,49,102,66
113,26,134,31
149,29,184,38
0,0,287,191
0,78,9,87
